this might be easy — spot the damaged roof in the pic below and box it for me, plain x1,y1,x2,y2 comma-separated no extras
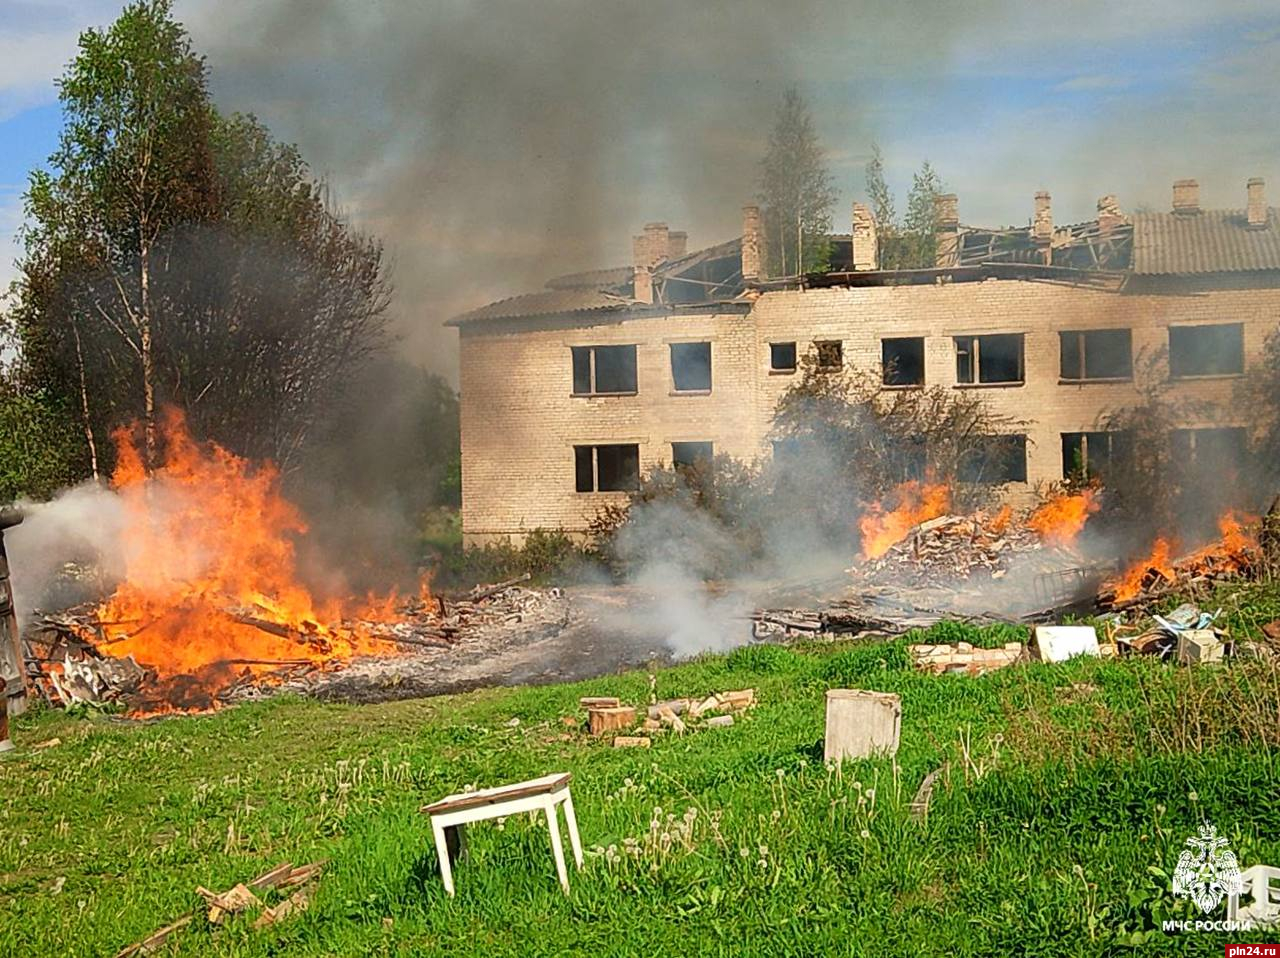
445,289,637,326
1130,209,1280,275
544,266,634,291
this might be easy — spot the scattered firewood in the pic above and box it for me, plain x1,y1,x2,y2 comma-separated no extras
469,572,532,602
197,882,261,924
656,705,686,734
113,860,326,957
253,885,313,928
910,764,948,821
579,696,620,709
646,699,691,719
705,715,734,729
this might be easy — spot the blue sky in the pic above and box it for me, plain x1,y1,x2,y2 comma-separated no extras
3,1,1280,375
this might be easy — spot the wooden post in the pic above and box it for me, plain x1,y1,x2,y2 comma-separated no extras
824,689,901,763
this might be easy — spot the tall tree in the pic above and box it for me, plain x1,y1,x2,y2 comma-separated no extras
11,0,390,477
902,160,944,269
20,0,218,469
864,142,896,268
758,88,837,277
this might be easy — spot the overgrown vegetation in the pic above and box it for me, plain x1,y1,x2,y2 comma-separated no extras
864,143,948,270
4,581,1279,956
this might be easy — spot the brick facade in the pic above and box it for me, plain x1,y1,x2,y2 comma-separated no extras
457,273,1277,546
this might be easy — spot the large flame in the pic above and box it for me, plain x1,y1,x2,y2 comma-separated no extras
1109,511,1258,603
94,410,403,712
858,481,951,560
1027,488,1099,547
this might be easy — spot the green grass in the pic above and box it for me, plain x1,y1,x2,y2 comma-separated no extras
3,586,1280,957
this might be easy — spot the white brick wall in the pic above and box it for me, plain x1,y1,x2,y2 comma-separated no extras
458,275,1279,545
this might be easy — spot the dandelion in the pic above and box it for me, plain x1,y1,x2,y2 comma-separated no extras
865,788,875,801
624,777,633,788
859,829,870,839
771,809,781,823
775,768,785,780
758,844,768,858
1156,804,1166,816
1188,791,1199,803
852,781,862,791
740,846,750,859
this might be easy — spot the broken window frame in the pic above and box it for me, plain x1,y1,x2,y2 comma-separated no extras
671,441,714,471
573,443,641,493
1061,431,1130,480
953,333,1024,386
814,340,843,371
669,341,713,393
1059,329,1133,382
769,342,798,373
1168,323,1245,379
881,337,926,387
958,434,1028,484
570,344,638,396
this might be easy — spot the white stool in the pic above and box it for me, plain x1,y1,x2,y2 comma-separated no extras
420,771,583,896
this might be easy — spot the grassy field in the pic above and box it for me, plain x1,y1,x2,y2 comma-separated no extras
3,586,1280,957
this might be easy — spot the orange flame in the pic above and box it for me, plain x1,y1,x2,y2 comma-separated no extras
94,410,406,713
1108,510,1258,603
1112,536,1177,602
859,481,951,560
1027,489,1100,547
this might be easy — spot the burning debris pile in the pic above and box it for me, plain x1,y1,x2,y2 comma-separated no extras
1098,512,1262,610
21,414,565,717
850,487,1100,589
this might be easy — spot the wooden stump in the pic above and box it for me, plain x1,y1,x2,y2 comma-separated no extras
588,706,637,736
824,689,901,763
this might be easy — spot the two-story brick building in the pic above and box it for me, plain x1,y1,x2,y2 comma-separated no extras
449,178,1279,546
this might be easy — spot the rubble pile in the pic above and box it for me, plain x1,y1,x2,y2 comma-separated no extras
849,511,1081,590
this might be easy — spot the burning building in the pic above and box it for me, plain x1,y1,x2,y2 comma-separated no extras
450,178,1279,546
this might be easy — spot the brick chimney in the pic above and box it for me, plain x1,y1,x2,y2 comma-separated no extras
632,222,670,304
667,231,688,259
851,203,878,271
741,205,763,281
1172,179,1200,215
1096,194,1124,233
934,193,959,268
1032,191,1053,241
1247,177,1267,229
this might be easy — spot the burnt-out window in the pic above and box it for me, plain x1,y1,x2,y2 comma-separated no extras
573,444,640,492
670,342,712,392
1169,324,1244,378
1062,431,1130,479
770,342,797,372
1171,427,1248,467
671,441,713,469
954,334,1024,385
959,435,1027,484
882,337,925,386
571,345,637,395
815,340,843,370
1060,329,1132,381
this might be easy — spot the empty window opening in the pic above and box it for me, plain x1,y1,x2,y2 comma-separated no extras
770,342,797,372
1171,427,1248,468
672,441,713,471
954,334,1024,385
815,340,843,370
1060,329,1132,381
959,434,1027,484
1169,324,1244,378
573,444,640,492
571,345,637,395
882,337,925,386
670,342,712,392
1061,431,1130,479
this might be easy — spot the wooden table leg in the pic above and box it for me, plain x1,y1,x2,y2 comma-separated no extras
561,791,583,870
544,802,570,894
431,817,455,897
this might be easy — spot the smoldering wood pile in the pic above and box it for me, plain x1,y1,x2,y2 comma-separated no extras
849,513,1081,588
1094,545,1262,613
22,573,563,712
751,588,1018,641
